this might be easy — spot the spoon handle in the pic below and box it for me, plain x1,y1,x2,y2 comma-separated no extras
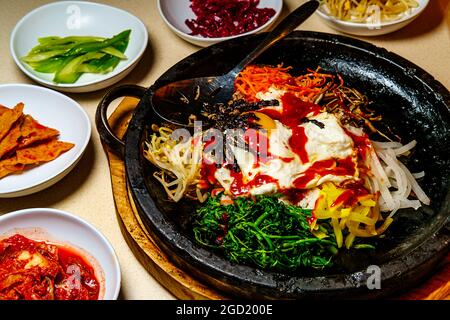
228,0,319,78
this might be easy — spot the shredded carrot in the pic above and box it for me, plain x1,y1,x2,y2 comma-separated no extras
234,64,380,136
234,65,339,103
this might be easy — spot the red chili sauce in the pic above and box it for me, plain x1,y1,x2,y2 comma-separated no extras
199,93,362,204
331,182,369,208
343,128,371,161
258,92,322,164
0,234,100,300
292,157,357,189
230,172,278,196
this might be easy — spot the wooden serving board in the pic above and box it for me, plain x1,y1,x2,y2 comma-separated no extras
103,97,450,300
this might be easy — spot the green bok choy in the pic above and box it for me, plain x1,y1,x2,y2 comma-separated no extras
21,30,131,84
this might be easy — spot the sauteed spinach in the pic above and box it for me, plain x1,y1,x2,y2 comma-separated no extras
193,194,338,271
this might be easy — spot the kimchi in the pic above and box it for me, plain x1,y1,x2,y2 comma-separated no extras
0,234,100,300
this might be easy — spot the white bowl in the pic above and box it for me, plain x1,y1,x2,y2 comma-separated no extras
0,84,91,198
0,208,121,300
10,1,148,93
316,0,429,36
157,0,283,47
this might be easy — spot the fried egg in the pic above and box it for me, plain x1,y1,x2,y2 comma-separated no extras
214,110,358,197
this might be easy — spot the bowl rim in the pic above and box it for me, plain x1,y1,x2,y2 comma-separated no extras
316,0,429,28
157,0,283,43
9,0,148,89
0,83,91,197
0,207,121,300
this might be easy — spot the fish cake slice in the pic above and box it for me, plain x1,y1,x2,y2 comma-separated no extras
15,139,74,165
0,117,24,159
0,104,9,115
0,139,74,179
0,103,24,141
0,157,24,179
18,115,60,149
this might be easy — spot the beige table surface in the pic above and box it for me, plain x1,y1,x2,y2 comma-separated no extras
0,0,449,300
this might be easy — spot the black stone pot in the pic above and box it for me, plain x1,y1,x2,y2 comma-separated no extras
96,31,450,299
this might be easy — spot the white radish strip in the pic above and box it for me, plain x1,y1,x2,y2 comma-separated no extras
379,201,389,211
403,180,412,200
370,175,379,193
398,161,431,205
393,140,417,156
398,199,421,210
369,138,431,214
372,141,403,149
412,171,425,179
376,175,395,211
383,148,408,198
370,149,391,188
372,178,394,211
387,200,401,219
372,165,394,211
389,178,398,189
384,165,395,178
387,148,412,199
368,176,391,212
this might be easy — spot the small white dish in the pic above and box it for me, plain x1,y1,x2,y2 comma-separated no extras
316,0,429,36
0,208,121,300
157,0,283,47
10,1,148,93
0,84,91,198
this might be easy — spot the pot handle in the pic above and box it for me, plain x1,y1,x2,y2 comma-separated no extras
95,84,146,156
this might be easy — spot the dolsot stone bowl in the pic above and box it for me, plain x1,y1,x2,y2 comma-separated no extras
97,31,450,299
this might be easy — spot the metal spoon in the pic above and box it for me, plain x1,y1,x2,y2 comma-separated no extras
152,0,320,127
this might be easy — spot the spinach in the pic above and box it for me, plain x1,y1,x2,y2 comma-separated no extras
193,195,338,271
